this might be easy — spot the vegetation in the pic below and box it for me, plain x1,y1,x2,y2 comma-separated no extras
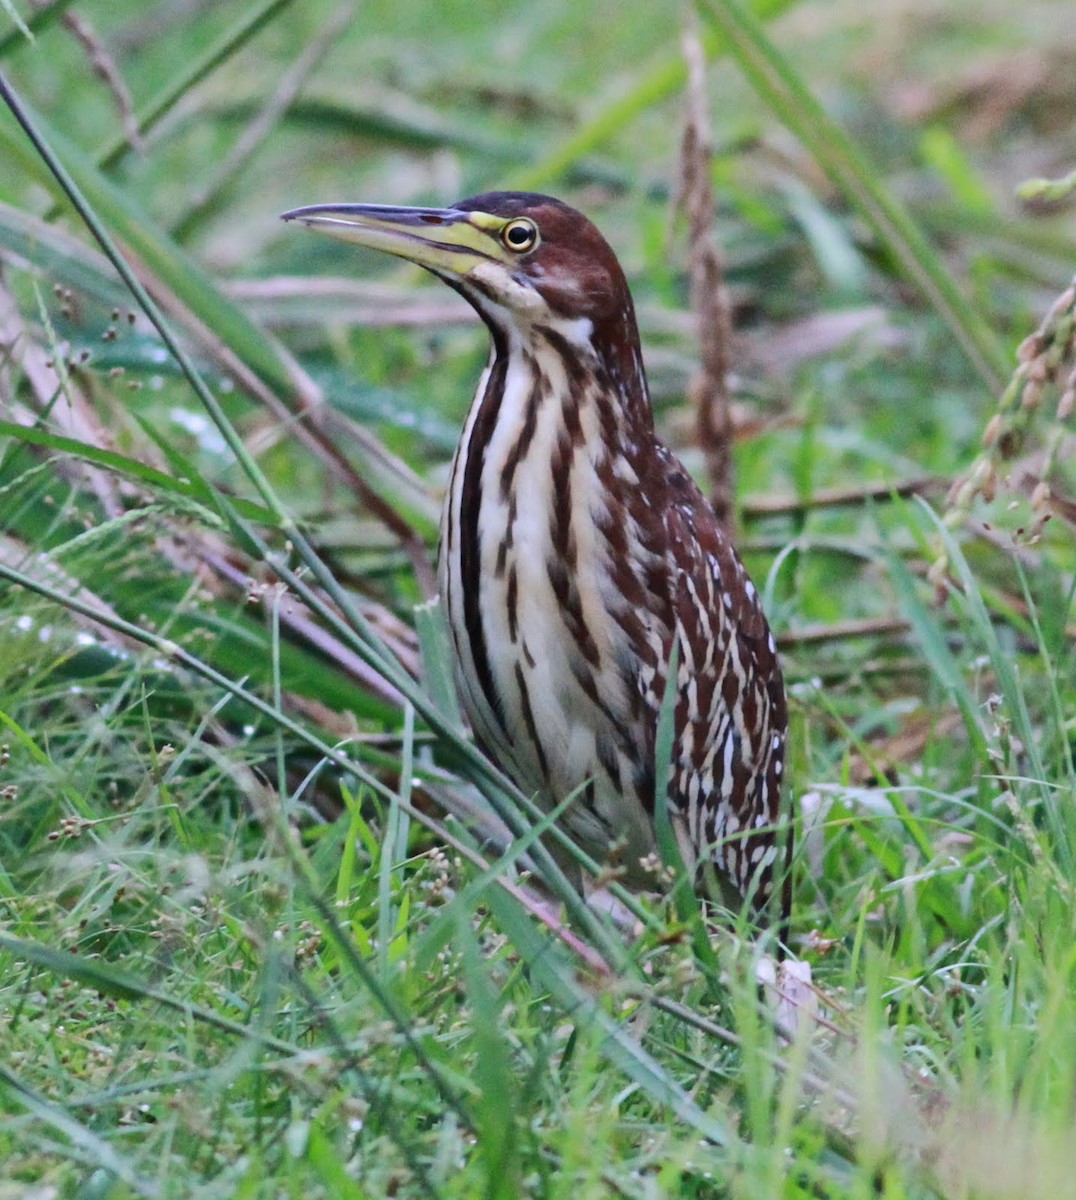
0,0,1073,1196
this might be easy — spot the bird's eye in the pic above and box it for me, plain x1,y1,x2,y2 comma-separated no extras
501,218,538,253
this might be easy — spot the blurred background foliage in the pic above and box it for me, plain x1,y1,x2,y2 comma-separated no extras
0,0,1074,1196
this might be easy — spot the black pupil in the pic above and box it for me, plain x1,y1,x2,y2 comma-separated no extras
507,224,531,247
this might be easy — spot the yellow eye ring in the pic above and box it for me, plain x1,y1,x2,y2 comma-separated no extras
501,218,538,253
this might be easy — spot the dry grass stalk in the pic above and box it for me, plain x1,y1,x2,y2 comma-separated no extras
677,27,736,529
932,274,1075,588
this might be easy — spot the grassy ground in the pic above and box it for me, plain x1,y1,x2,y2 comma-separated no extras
0,0,1074,1196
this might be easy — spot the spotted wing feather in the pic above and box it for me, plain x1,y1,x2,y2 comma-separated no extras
655,460,788,914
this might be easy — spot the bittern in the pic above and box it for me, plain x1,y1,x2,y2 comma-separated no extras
283,192,789,922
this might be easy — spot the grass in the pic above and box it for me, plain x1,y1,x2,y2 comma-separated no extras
0,0,1074,1196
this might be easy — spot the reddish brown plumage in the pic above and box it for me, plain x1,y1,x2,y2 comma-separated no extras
284,189,790,924
439,192,789,920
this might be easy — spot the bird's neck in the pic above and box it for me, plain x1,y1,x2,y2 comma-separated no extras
499,311,655,449
439,312,660,770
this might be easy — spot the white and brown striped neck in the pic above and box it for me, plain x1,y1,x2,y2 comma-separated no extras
437,299,669,877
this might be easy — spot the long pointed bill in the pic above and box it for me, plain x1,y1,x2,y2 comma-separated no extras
280,202,505,278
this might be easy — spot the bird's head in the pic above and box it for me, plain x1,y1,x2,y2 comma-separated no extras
281,191,635,343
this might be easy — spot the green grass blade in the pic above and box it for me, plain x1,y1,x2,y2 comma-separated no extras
0,1063,156,1196
95,0,296,172
0,95,291,392
508,0,796,191
0,0,74,57
923,500,1067,866
696,0,1011,390
0,419,276,524
486,884,732,1147
880,509,987,756
414,597,462,725
378,704,413,981
455,911,521,1200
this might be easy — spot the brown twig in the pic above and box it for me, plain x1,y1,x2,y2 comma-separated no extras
0,273,128,520
134,257,439,596
227,275,475,329
742,475,945,519
174,3,355,239
202,548,416,708
779,615,914,647
3,269,426,716
60,9,143,155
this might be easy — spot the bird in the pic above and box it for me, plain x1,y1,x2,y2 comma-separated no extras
283,191,789,926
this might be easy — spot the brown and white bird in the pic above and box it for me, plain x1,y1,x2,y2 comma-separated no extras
283,192,789,923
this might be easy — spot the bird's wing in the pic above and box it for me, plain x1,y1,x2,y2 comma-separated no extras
659,470,788,911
